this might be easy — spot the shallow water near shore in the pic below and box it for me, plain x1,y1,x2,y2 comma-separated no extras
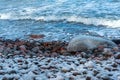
0,19,120,41
0,0,120,41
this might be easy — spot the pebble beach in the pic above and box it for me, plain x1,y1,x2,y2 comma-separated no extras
0,39,120,80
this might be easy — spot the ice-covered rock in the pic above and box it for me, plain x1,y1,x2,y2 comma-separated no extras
84,61,96,68
67,35,117,52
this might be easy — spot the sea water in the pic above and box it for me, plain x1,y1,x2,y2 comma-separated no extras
0,0,120,41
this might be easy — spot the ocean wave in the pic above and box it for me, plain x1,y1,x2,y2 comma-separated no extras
0,13,120,28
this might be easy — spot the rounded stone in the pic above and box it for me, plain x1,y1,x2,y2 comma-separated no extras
114,52,120,59
67,35,117,52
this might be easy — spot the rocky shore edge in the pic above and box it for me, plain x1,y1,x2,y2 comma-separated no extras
0,38,120,80
0,38,120,59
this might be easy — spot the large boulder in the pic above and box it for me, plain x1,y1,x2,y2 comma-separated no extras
67,35,117,52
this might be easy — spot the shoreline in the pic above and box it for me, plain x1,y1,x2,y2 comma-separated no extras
0,38,120,59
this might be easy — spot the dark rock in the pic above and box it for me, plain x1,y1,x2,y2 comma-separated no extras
80,59,86,64
0,66,3,70
83,71,87,74
17,59,23,63
69,76,74,80
2,77,17,80
7,54,14,58
13,77,19,80
0,70,5,75
104,67,111,71
112,39,120,44
33,61,39,65
86,76,91,80
24,61,29,64
108,74,113,76
32,70,39,75
2,77,8,80
93,70,99,76
32,47,39,53
8,70,17,74
112,68,118,71
101,76,112,80
111,63,118,67
21,65,28,69
72,71,81,76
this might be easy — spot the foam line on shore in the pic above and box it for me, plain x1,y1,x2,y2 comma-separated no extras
0,14,120,28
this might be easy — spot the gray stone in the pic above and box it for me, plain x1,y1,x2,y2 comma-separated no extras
114,52,120,59
67,35,117,52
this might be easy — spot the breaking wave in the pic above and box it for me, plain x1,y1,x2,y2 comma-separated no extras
0,14,120,28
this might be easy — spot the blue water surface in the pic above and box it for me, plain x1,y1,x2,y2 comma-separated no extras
0,0,120,41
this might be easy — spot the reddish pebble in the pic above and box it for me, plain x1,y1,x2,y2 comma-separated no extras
51,52,58,57
0,53,2,56
20,45,27,52
114,52,120,59
29,34,45,39
44,52,50,57
97,45,104,51
17,60,23,63
112,47,119,52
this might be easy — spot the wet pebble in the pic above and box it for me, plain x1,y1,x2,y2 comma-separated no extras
114,52,120,59
84,61,95,68
0,70,5,75
72,71,81,76
32,47,39,53
111,62,118,67
61,67,71,73
51,52,58,57
86,76,91,80
14,51,20,55
93,70,99,76
19,45,27,52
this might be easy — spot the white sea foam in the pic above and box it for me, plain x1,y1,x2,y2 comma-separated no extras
36,16,120,28
66,16,120,28
0,13,120,28
0,0,120,28
0,13,11,19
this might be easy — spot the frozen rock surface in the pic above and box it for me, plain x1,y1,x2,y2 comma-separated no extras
67,35,117,52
